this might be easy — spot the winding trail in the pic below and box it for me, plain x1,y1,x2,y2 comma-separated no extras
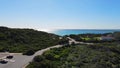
0,37,93,68
67,37,94,45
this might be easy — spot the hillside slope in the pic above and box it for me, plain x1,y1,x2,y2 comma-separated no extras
0,26,60,53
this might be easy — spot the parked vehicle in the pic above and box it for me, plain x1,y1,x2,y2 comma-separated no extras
0,59,8,64
6,55,13,59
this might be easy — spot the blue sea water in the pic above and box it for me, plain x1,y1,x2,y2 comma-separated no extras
50,29,120,36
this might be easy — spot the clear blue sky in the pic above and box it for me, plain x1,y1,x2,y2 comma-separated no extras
0,0,120,30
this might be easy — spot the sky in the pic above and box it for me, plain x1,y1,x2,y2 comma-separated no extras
0,0,120,31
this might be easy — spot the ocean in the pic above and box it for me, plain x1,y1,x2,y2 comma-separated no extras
49,29,120,36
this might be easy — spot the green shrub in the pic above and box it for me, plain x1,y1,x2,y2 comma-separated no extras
23,50,35,55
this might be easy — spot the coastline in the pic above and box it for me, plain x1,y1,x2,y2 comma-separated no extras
49,29,120,36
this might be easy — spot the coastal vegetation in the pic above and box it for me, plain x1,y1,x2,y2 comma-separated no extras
67,32,120,43
0,26,62,54
27,43,120,68
1,26,120,68
26,31,120,68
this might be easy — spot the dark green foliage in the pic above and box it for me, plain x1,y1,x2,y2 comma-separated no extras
27,43,120,68
58,37,69,45
23,49,35,55
113,32,120,41
33,55,45,62
0,26,60,53
27,60,56,68
69,34,82,41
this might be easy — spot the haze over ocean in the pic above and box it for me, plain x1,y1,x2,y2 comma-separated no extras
48,29,120,36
